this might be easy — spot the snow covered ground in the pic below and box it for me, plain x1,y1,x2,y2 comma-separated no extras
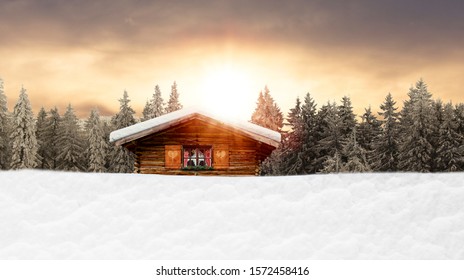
0,170,463,259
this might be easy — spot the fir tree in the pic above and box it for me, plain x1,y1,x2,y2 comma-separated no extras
372,93,400,171
251,86,283,132
141,100,152,122
428,100,445,171
112,90,136,129
317,102,343,169
454,103,464,135
35,107,48,169
436,102,463,171
455,104,464,170
151,85,165,117
321,151,342,173
110,144,135,173
101,119,114,172
262,93,318,175
142,85,165,121
110,90,137,173
86,108,107,172
165,81,182,113
357,106,381,152
280,97,304,175
43,107,61,169
264,87,284,133
260,148,284,176
299,93,319,174
398,79,436,172
312,102,332,172
341,129,371,172
251,91,266,127
0,78,11,169
10,87,38,169
338,96,357,139
56,104,85,171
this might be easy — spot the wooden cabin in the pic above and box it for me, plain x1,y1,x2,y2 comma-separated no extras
109,108,281,175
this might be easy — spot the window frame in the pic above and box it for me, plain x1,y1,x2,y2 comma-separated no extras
182,146,213,169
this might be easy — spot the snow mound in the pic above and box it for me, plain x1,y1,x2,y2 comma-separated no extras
1,170,463,259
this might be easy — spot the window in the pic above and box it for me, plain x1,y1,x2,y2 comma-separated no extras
183,146,212,168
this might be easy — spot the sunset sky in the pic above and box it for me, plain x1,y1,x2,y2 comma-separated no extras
1,0,463,119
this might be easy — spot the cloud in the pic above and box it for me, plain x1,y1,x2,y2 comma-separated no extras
2,0,463,55
1,0,464,117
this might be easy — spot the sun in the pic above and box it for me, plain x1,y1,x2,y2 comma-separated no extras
198,64,256,120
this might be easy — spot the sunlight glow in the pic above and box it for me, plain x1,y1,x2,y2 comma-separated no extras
198,64,255,120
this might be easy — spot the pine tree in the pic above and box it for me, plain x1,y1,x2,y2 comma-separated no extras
299,93,319,174
43,107,61,169
112,90,136,128
279,97,304,175
260,93,316,175
372,93,400,171
435,102,463,171
251,91,266,126
141,85,165,121
165,81,182,113
341,128,371,172
110,90,137,173
10,87,38,169
455,104,464,171
264,87,284,133
317,102,343,170
141,100,152,122
312,103,331,172
260,148,284,176
455,103,464,135
35,107,48,169
251,86,283,132
321,151,342,173
426,100,443,172
101,119,114,172
357,106,381,151
151,85,164,117
338,96,357,139
86,108,107,172
0,78,11,169
398,79,436,172
56,104,85,171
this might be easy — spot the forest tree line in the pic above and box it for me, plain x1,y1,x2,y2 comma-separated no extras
0,80,182,172
250,80,464,174
1,78,464,174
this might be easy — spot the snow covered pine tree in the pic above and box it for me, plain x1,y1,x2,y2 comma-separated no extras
10,87,39,169
372,93,400,171
398,79,436,172
250,86,283,133
56,104,86,171
0,79,11,169
142,85,165,121
165,82,183,114
110,90,137,173
86,108,107,172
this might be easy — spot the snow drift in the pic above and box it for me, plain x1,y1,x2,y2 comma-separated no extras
1,170,463,259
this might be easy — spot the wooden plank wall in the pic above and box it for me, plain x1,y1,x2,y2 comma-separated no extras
125,118,276,176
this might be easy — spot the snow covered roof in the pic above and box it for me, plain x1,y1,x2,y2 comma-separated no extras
109,107,281,147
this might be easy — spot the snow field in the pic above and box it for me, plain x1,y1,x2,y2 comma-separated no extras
0,170,463,259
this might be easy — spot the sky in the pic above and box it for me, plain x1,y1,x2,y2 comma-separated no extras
1,0,464,119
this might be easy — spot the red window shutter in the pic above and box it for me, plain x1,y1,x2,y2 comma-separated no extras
213,144,229,169
165,145,182,169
